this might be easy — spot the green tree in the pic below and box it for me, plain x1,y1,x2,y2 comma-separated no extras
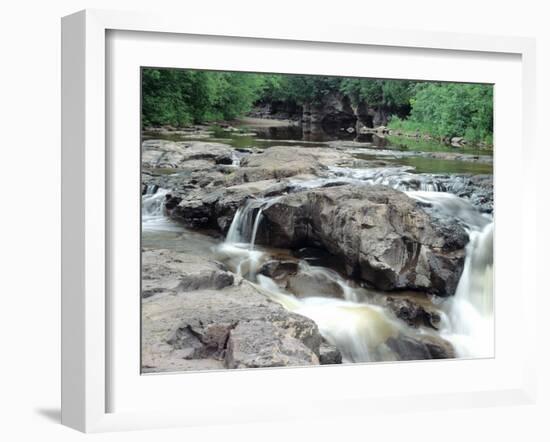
406,82,493,142
141,68,266,127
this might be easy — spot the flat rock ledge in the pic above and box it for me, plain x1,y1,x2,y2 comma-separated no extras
142,248,235,298
142,139,235,170
142,249,333,372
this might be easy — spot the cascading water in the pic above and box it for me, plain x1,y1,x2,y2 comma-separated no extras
219,197,280,279
142,186,221,255
231,150,242,167
439,222,494,358
405,190,494,358
217,174,494,362
327,165,448,192
142,187,178,231
255,274,403,363
406,190,491,230
225,199,268,247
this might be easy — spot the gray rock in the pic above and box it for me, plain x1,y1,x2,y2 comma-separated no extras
142,139,235,169
225,320,320,369
386,333,455,360
451,136,465,147
286,272,345,299
319,342,343,364
142,273,324,372
141,249,234,298
258,260,300,280
168,178,294,231
237,145,327,181
262,184,467,296
302,92,356,127
384,295,441,329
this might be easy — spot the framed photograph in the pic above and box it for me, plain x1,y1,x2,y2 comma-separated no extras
61,9,537,432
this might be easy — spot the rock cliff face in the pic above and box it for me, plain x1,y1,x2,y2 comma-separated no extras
249,91,393,131
302,93,356,130
300,93,389,133
261,184,467,296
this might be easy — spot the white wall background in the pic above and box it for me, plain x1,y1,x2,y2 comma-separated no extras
0,1,547,440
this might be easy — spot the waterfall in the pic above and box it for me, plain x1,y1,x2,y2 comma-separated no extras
225,197,281,247
219,197,280,279
249,208,264,250
439,222,494,358
231,150,242,167
144,184,159,195
225,199,266,247
296,261,359,302
142,187,169,218
404,190,494,358
141,187,181,232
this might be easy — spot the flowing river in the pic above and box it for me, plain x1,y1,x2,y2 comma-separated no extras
142,124,494,363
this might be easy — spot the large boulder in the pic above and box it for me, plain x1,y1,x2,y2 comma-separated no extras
261,184,468,296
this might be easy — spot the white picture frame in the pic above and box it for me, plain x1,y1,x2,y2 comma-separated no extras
61,9,538,433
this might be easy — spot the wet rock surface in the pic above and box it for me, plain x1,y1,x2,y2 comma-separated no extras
319,342,343,364
383,295,441,329
285,271,346,299
386,333,455,360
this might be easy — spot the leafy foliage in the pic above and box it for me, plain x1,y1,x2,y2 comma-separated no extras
141,68,493,143
142,69,266,127
388,82,493,142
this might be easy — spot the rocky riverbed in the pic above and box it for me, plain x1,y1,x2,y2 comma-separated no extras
141,121,494,372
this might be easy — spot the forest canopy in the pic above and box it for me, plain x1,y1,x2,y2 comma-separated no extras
141,68,493,143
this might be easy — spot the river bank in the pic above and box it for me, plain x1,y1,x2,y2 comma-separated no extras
141,120,494,372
